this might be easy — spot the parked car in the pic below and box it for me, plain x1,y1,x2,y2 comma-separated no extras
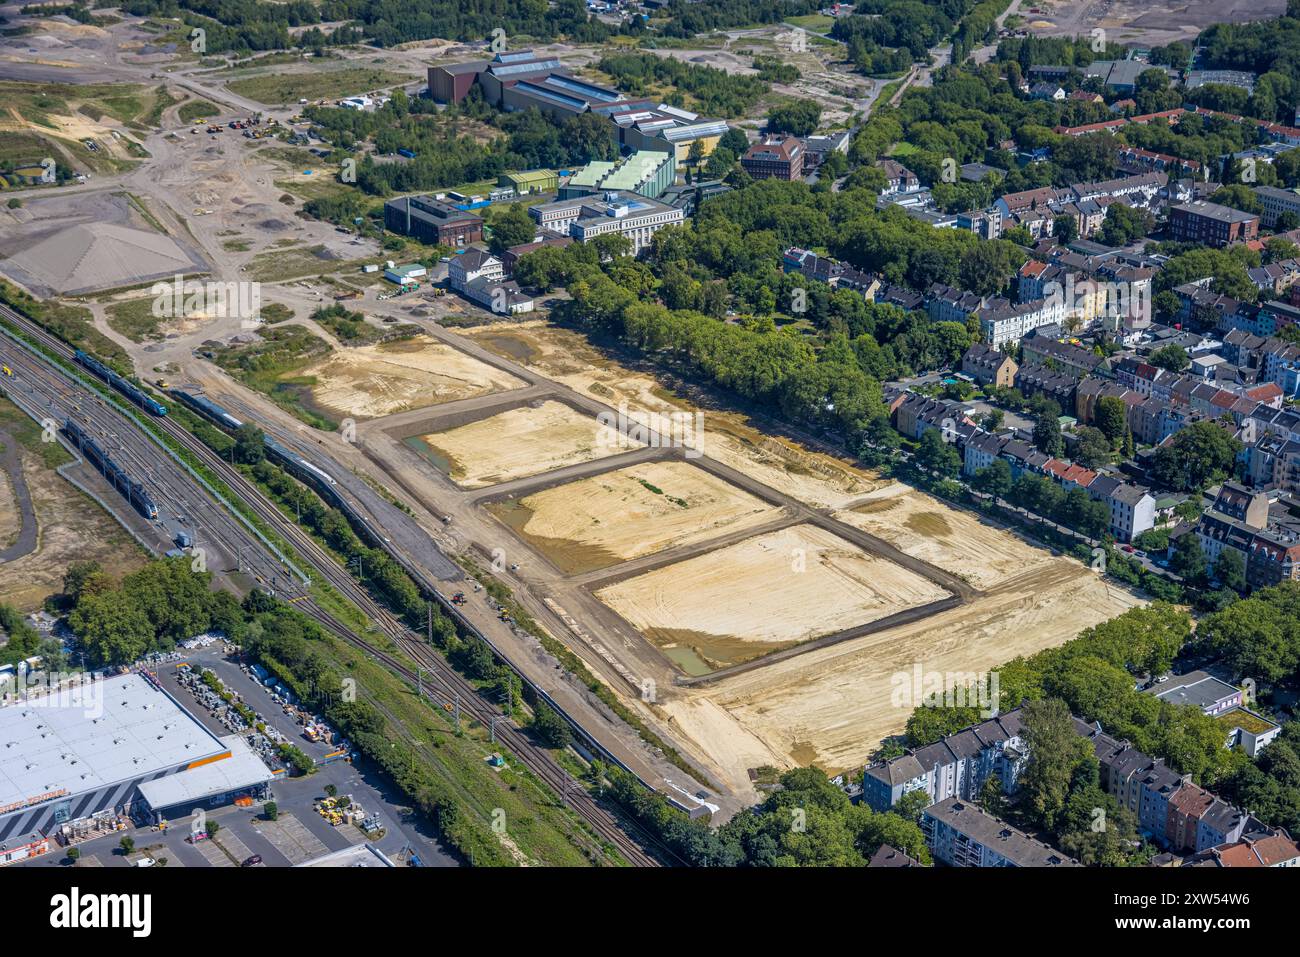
242,855,263,867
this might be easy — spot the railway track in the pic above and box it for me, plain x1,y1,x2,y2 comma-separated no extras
0,306,669,867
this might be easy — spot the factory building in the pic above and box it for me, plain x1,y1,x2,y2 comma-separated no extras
559,150,675,200
427,50,726,168
0,671,272,860
383,195,484,247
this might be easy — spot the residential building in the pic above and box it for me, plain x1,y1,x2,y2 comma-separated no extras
867,844,922,867
878,159,920,195
1021,336,1107,379
862,711,1028,812
922,798,1079,867
447,248,535,314
1144,671,1243,717
1253,185,1300,229
961,342,1017,388
1168,201,1261,247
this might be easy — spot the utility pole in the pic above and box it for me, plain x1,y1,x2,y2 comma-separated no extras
453,692,460,729
416,667,423,699
426,602,433,643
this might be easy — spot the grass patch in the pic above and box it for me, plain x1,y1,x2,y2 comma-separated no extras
105,297,165,342
0,282,127,368
784,14,835,32
0,394,71,468
244,244,363,282
207,324,336,429
225,68,412,106
178,98,220,123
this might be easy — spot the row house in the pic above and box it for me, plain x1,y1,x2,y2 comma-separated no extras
963,429,1009,477
926,283,987,324
1079,719,1252,851
862,710,1029,812
892,394,972,442
1247,258,1300,298
1020,336,1108,380
1189,829,1300,867
1112,356,1175,400
1074,376,1137,426
960,342,1017,388
1240,432,1300,490
1130,396,1176,446
979,297,1065,347
1086,474,1157,542
1115,146,1201,178
1069,171,1167,209
1016,364,1078,410
782,247,880,298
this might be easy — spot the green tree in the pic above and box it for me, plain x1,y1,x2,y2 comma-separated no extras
233,423,266,465
916,427,961,478
1148,343,1189,373
1033,409,1064,456
1150,421,1241,491
532,700,572,749
1072,425,1111,468
263,800,279,821
489,204,538,255
1170,533,1208,584
975,458,1013,499
1214,547,1248,593
1094,395,1129,446
1019,698,1094,832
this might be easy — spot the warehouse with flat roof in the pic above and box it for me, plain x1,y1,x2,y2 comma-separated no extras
0,672,270,847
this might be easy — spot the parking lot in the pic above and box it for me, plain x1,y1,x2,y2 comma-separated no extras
15,646,458,869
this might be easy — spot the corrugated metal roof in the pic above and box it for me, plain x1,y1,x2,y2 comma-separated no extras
0,673,226,810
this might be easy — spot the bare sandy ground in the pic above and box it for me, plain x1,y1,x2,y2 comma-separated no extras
0,452,146,611
488,459,778,574
465,321,890,508
596,524,950,671
298,337,524,420
420,399,636,489
457,320,1151,795
837,483,1042,591
691,559,1144,781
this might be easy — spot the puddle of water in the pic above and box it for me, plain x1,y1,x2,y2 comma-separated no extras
477,332,537,365
487,498,622,576
403,434,452,475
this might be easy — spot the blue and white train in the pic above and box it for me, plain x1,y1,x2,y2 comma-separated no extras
74,349,168,416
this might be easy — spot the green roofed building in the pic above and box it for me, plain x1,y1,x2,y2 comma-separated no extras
499,169,558,195
558,151,674,200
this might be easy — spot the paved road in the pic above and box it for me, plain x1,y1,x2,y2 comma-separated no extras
0,429,37,563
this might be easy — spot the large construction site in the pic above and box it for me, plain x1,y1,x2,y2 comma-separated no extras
240,316,1141,803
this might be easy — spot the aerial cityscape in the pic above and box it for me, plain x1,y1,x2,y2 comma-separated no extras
0,0,1296,913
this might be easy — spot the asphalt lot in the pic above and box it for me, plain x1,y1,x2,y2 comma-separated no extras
17,647,458,869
